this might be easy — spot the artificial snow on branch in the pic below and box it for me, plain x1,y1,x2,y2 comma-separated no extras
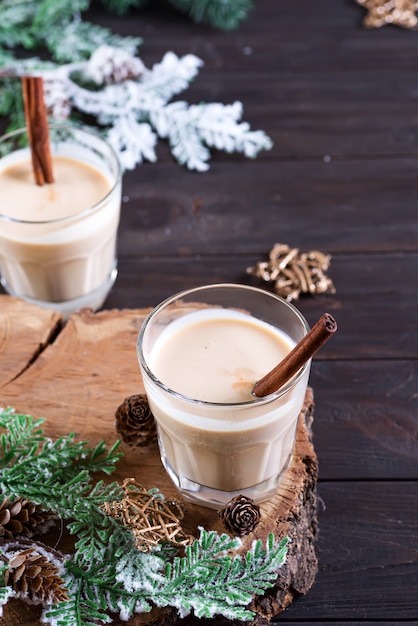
101,0,253,29
0,408,289,625
169,0,253,30
0,0,141,64
0,0,252,54
2,46,272,171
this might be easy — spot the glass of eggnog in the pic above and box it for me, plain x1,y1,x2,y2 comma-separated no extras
0,124,122,316
137,283,311,508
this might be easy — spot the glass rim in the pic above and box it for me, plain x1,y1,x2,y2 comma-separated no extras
137,282,311,408
0,123,122,226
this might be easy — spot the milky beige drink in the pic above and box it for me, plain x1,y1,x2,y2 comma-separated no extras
0,125,121,315
147,309,305,492
138,284,311,507
151,310,293,403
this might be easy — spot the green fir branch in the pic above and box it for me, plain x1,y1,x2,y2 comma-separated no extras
0,1,270,171
0,0,141,64
99,0,251,29
0,0,37,49
44,533,165,624
100,0,148,16
171,0,253,30
0,77,25,133
154,529,289,620
0,0,250,72
42,20,140,64
0,409,123,516
0,410,46,464
0,408,289,624
44,575,114,626
0,585,14,612
68,502,133,565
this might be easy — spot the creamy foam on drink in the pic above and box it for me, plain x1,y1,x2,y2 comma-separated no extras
143,307,310,499
150,309,293,403
0,147,121,306
0,157,110,221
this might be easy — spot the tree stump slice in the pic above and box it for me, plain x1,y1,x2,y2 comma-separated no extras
0,295,318,625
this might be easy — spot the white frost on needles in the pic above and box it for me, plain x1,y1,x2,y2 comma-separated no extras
23,45,273,171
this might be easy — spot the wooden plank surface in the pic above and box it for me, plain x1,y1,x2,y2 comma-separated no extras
0,296,319,625
0,301,61,388
281,481,418,620
118,162,418,256
106,254,417,359
1,0,418,623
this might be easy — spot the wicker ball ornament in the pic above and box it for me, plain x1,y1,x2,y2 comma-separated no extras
218,495,261,536
247,243,335,302
115,394,157,447
357,0,418,28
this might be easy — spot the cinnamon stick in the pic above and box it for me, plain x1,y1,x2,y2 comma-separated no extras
252,312,337,397
21,76,54,186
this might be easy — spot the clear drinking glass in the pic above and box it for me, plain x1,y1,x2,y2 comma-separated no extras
137,283,311,508
0,124,122,316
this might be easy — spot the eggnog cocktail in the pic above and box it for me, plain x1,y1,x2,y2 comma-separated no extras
0,125,121,316
137,284,311,507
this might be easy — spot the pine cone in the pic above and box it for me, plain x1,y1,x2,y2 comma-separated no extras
115,394,157,447
87,45,145,85
43,77,71,121
0,496,56,540
4,544,68,604
218,495,261,536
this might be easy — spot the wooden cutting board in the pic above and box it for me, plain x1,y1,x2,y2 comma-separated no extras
0,295,318,625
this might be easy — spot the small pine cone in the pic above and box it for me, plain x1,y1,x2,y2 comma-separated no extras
0,497,56,540
218,495,261,536
43,77,71,121
87,45,145,85
5,546,68,604
115,394,157,447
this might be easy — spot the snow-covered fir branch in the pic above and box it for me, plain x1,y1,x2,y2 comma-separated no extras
0,410,289,625
4,46,272,171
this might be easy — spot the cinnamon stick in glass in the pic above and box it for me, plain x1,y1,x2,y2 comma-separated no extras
21,75,54,186
252,312,337,397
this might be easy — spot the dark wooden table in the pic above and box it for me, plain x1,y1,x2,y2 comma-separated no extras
2,0,418,624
